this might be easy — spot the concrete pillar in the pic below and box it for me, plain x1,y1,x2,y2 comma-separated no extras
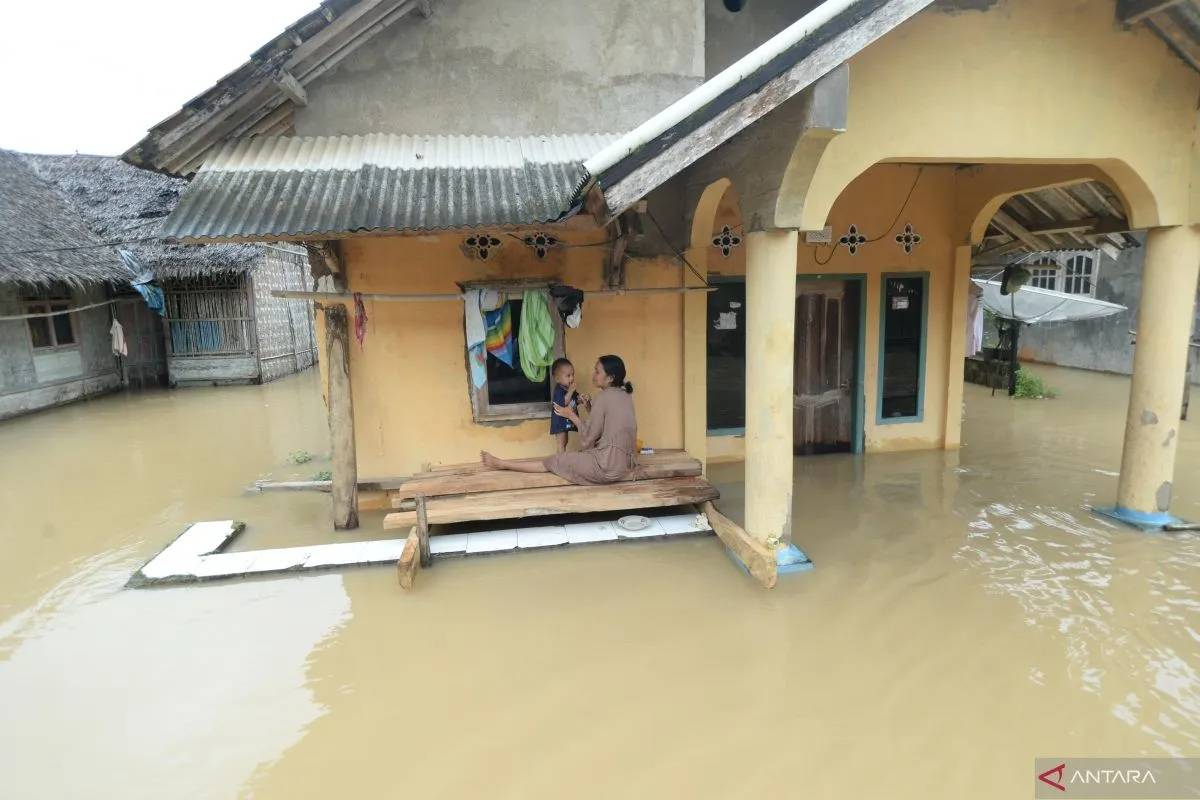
943,246,973,449
682,246,708,473
744,229,797,547
1113,225,1200,525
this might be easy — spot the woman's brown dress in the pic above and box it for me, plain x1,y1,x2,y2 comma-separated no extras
543,387,637,485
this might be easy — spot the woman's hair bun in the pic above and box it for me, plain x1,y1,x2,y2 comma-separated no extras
623,380,634,394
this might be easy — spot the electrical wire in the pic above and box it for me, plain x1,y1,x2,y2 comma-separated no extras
645,208,709,287
866,167,923,243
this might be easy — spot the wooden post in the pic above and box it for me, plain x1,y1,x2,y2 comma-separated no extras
325,303,359,529
416,495,431,567
397,529,420,589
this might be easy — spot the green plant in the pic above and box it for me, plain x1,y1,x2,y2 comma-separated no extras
1014,368,1058,399
288,450,314,464
313,470,332,481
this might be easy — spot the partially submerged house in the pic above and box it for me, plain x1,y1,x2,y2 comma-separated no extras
127,0,1200,580
26,155,317,386
0,149,131,419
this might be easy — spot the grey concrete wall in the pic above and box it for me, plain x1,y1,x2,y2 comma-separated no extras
0,283,121,421
1018,239,1200,385
704,0,811,77
296,0,705,137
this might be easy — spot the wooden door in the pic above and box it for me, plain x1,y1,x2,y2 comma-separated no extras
794,280,859,454
113,297,168,388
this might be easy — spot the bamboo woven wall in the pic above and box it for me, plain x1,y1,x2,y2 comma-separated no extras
251,247,317,383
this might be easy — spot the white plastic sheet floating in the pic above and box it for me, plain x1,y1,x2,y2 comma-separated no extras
128,513,714,587
972,279,1126,324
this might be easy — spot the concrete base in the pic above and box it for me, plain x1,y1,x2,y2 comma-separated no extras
1090,504,1183,532
776,542,815,575
724,541,814,579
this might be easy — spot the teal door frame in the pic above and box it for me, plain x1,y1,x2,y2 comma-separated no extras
876,271,930,426
795,273,868,455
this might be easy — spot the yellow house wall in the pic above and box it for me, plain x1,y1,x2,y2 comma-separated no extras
339,228,685,478
800,0,1200,231
703,164,960,460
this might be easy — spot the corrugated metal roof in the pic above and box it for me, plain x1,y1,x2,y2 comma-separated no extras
982,179,1140,259
161,133,619,241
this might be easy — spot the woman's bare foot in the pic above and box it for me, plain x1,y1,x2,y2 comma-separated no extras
481,451,501,469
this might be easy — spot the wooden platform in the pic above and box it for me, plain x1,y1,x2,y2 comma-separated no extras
383,475,718,529
390,450,702,505
383,450,777,590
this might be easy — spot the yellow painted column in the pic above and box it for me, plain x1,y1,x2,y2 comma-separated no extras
744,229,797,545
1114,225,1200,523
682,246,708,473
943,246,972,449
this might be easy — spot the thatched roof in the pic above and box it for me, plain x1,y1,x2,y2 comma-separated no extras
0,148,130,288
24,153,262,279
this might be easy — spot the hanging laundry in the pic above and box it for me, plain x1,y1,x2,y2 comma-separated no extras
966,281,985,357
109,318,128,357
463,288,488,388
353,293,368,348
518,289,557,383
480,287,505,312
565,305,582,329
484,303,514,367
549,284,585,325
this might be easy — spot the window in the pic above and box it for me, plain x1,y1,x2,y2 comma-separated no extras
467,286,564,421
707,279,746,432
1029,266,1058,290
878,274,927,422
1062,254,1095,295
24,301,77,350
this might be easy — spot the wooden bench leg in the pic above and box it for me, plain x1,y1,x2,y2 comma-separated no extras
397,529,420,590
701,501,777,589
416,496,431,567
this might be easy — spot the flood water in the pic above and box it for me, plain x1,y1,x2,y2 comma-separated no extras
1,365,1198,798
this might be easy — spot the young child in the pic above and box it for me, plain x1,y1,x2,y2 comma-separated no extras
550,358,587,453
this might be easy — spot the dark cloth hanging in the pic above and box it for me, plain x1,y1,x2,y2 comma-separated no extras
549,284,584,327
354,292,368,347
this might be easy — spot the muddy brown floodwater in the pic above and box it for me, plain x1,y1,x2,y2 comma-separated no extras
1,365,1198,798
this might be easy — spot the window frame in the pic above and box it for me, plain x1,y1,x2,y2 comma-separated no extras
876,271,929,426
23,299,79,352
464,282,565,423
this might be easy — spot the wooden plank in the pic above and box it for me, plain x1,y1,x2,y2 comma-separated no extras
274,70,308,107
1119,0,1185,25
325,304,358,529
391,454,703,504
417,449,690,478
383,477,719,529
701,502,777,589
416,496,431,567
397,529,420,589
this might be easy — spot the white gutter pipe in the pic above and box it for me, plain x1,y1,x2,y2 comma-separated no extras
583,0,865,177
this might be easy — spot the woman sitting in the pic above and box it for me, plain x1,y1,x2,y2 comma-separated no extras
481,354,637,486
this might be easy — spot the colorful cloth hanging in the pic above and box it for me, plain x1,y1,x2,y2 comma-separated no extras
463,288,488,388
518,289,556,383
484,303,514,367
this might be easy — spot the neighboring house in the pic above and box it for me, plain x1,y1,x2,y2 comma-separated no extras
25,154,318,387
125,0,1200,541
0,149,131,419
1010,241,1200,386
